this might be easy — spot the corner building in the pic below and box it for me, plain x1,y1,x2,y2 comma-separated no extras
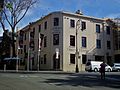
18,11,114,72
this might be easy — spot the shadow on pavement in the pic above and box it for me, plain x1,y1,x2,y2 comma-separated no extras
44,73,120,89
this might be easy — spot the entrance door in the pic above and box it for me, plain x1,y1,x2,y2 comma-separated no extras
53,54,60,70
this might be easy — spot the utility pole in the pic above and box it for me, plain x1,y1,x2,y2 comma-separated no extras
75,19,81,73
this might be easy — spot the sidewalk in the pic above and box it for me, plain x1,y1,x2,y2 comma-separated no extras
0,70,75,74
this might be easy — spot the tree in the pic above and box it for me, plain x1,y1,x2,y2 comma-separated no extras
0,0,36,57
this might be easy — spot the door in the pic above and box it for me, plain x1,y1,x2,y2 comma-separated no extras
53,54,60,70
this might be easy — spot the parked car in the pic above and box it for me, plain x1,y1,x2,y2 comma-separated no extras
85,61,112,72
112,63,120,72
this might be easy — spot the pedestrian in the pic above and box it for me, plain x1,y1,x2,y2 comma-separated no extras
100,61,107,79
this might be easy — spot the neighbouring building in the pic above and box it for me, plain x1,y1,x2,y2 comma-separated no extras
112,18,120,63
16,11,114,72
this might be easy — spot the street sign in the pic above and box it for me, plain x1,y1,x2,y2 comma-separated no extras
55,48,59,59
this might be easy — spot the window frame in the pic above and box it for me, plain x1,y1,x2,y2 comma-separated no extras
44,21,47,30
81,21,86,30
70,19,75,28
70,35,75,46
44,54,46,64
44,36,47,47
96,39,101,49
106,26,110,35
54,17,59,26
107,41,111,49
53,34,59,45
82,36,87,47
70,54,75,64
96,24,100,33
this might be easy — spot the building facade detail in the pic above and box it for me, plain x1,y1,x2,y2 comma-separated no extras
16,11,114,72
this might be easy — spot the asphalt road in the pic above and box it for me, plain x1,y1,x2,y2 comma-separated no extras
0,71,120,90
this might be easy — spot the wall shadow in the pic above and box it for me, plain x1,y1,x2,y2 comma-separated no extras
43,73,120,89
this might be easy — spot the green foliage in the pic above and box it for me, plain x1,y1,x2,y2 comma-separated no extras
6,3,13,10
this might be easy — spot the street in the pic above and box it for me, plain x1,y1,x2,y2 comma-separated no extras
0,71,120,90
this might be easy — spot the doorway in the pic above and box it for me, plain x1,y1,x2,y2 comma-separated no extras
53,54,60,70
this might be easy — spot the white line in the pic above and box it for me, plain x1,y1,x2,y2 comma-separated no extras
106,77,120,81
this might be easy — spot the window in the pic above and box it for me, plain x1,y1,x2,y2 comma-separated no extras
53,34,59,45
70,54,75,64
39,25,41,32
107,41,111,49
96,39,101,49
70,35,75,46
82,37,87,47
44,54,46,64
81,21,86,30
82,54,87,64
44,36,47,47
21,49,23,54
70,19,75,28
54,18,59,26
96,24,100,33
106,26,110,34
24,33,26,40
44,21,47,29
24,45,26,53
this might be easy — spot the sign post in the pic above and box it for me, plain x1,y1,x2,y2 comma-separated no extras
55,48,59,70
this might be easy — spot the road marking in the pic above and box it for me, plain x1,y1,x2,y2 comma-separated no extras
106,77,120,81
20,75,39,78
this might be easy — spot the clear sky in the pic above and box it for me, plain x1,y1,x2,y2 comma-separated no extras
0,0,120,36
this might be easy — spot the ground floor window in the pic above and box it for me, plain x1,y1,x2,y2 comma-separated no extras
82,54,87,64
95,55,104,61
70,54,75,64
114,54,120,63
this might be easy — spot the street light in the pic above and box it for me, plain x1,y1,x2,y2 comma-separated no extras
75,19,81,73
16,46,20,72
55,48,59,70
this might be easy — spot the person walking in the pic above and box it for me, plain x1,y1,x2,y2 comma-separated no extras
100,61,107,79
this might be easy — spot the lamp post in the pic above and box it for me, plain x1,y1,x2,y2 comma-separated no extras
55,48,59,70
37,49,40,71
75,19,81,73
16,46,20,72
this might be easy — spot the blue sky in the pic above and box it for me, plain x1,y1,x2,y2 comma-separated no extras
0,0,120,36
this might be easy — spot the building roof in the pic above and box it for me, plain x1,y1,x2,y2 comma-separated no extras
20,11,109,31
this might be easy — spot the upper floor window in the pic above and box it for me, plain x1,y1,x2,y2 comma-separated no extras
81,21,86,30
44,21,47,30
39,24,41,32
70,19,75,28
33,27,35,32
106,26,110,35
24,33,26,40
96,24,100,33
107,41,111,49
30,31,34,38
44,36,47,47
20,49,23,54
24,45,26,53
70,54,75,64
53,34,59,45
96,39,101,49
54,17,59,26
82,37,87,47
70,35,75,46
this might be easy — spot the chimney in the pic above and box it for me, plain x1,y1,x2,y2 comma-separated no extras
75,10,83,15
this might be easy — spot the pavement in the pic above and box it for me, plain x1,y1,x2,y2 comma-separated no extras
0,70,120,90
0,70,75,74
